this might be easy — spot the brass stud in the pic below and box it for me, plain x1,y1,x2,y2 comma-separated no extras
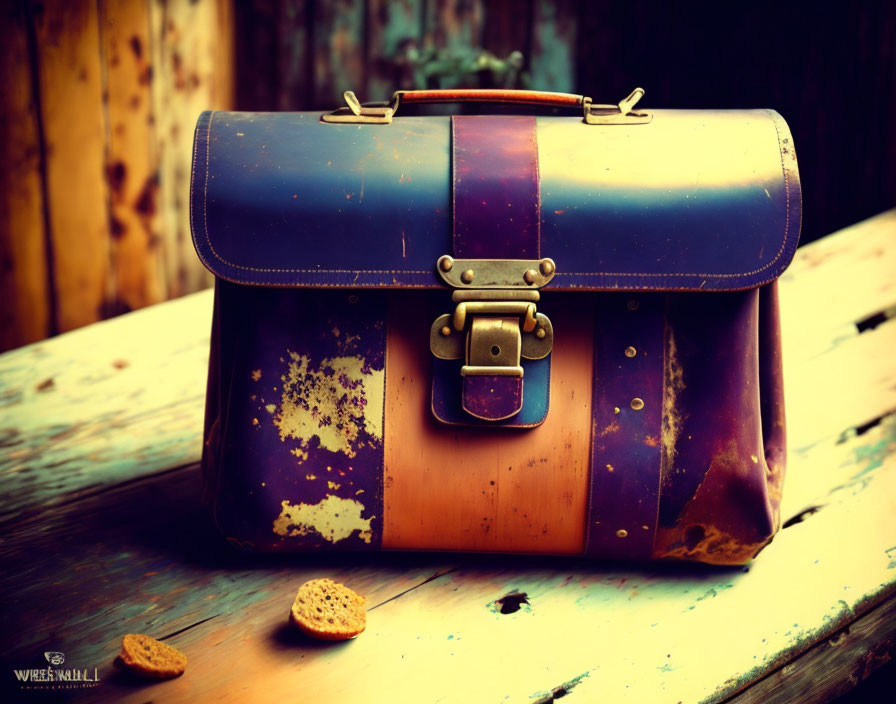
539,259,555,276
630,397,645,411
624,346,637,358
439,257,454,272
523,269,538,284
461,269,474,284
535,327,547,339
627,298,639,311
616,529,628,538
440,325,452,336
613,406,620,415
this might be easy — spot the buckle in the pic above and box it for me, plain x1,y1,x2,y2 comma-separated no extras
430,258,555,376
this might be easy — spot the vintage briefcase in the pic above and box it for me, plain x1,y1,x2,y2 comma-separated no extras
191,88,800,565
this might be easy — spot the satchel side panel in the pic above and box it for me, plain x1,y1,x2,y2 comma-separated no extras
653,288,779,564
204,282,386,551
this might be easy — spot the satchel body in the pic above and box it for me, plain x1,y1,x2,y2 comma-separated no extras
191,89,800,565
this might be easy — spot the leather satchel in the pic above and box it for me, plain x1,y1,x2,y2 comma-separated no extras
191,88,801,564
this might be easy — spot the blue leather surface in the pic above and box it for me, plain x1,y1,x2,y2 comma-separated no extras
191,109,800,292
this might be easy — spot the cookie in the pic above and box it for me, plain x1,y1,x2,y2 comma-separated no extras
289,578,367,640
119,633,187,679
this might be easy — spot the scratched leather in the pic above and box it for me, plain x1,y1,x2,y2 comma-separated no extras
191,110,800,292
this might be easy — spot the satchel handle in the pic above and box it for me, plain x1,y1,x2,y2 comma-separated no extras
321,87,651,126
395,89,586,108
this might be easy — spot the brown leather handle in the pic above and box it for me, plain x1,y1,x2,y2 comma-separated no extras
394,89,586,108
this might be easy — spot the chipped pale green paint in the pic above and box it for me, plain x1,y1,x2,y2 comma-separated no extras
829,417,896,495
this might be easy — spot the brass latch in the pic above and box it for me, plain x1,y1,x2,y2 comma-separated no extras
430,258,555,376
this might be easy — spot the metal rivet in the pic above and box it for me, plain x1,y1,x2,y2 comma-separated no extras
535,327,546,339
613,406,620,415
440,326,452,336
461,269,474,284
439,257,454,272
624,346,637,358
523,269,538,284
630,397,645,410
539,259,555,276
616,529,628,538
627,298,639,311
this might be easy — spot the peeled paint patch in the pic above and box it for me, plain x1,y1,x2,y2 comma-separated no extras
273,352,385,459
273,495,373,543
661,325,687,484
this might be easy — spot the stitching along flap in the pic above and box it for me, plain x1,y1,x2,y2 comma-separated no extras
191,109,800,292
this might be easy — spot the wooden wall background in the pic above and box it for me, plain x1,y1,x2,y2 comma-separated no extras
1,0,893,352
0,0,233,352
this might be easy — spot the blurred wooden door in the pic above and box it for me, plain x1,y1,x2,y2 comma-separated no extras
0,0,233,352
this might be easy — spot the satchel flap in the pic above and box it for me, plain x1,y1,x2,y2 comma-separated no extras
191,109,800,292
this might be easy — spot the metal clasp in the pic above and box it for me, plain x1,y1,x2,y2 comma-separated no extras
430,259,554,377
583,87,652,125
321,91,395,124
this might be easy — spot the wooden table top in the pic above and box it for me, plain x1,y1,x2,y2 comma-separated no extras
1,210,894,703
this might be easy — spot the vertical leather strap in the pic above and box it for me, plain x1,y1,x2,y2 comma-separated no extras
585,294,665,560
452,115,540,259
451,115,541,423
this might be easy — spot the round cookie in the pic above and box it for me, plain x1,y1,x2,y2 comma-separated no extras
119,633,187,679
290,578,367,640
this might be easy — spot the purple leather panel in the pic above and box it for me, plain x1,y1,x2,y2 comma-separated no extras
585,294,664,560
759,281,786,493
202,281,385,551
653,288,779,564
461,375,524,421
452,115,540,259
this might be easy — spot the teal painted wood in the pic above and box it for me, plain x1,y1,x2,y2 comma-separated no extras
530,0,577,93
0,290,212,526
0,210,894,702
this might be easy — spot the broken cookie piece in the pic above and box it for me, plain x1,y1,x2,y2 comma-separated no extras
119,633,187,679
290,578,366,640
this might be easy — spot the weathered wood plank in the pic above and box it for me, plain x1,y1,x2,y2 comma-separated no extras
32,0,111,332
0,461,455,681
311,0,365,107
366,0,422,100
98,0,166,314
426,0,484,54
149,0,229,299
0,0,51,351
530,0,576,93
785,317,896,451
275,0,310,109
724,595,896,704
779,208,896,365
0,289,213,526
1,414,891,703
